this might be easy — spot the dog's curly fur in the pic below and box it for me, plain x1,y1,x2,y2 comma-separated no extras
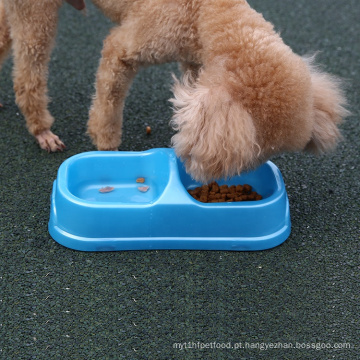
0,0,348,181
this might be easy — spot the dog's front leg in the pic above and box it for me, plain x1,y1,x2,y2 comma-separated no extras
4,0,65,152
87,27,137,150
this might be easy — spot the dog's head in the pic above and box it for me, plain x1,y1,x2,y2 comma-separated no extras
170,72,260,183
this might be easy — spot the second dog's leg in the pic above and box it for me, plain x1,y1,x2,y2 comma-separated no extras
0,0,11,109
0,0,11,68
88,27,137,150
5,0,65,152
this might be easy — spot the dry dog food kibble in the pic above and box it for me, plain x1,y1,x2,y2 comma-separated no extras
99,186,115,193
138,186,150,192
188,182,262,203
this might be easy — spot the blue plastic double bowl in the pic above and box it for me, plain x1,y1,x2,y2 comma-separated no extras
49,148,291,251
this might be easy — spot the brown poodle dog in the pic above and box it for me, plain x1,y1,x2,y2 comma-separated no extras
0,0,348,182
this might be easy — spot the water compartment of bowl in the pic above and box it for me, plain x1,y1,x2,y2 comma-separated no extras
49,148,291,251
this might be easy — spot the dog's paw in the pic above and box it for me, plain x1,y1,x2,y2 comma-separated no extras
97,146,119,151
36,130,66,152
87,127,121,151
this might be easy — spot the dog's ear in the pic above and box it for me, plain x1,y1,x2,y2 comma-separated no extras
170,72,260,182
65,0,86,11
303,56,350,154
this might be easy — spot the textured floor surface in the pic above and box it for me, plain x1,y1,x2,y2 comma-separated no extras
0,0,359,359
